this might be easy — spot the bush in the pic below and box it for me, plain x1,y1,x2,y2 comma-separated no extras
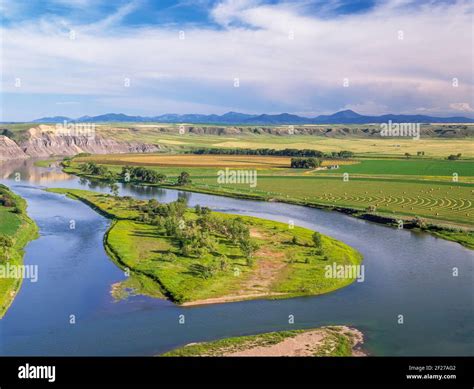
411,216,427,229
447,153,462,160
177,172,191,186
312,232,322,248
290,157,321,169
162,253,177,262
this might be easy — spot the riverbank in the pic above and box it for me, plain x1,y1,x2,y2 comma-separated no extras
47,188,363,305
0,184,39,318
162,326,365,356
62,165,474,250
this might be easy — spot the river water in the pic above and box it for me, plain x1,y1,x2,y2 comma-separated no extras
0,159,472,356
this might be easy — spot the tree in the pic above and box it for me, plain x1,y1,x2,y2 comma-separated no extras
404,153,411,159
0,194,14,207
109,183,119,197
290,157,321,169
312,232,322,249
338,150,354,158
120,166,166,184
240,239,259,265
177,171,191,186
447,153,462,160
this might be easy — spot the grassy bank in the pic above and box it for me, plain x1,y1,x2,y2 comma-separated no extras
162,326,364,356
47,188,362,305
0,184,39,318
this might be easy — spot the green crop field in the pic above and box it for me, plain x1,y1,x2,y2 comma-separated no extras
66,155,474,228
316,159,474,178
191,176,473,225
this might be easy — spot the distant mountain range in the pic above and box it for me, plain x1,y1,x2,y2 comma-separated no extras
31,110,474,125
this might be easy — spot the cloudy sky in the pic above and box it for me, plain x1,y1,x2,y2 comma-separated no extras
0,0,472,121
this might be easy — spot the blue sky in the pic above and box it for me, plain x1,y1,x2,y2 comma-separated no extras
1,0,472,121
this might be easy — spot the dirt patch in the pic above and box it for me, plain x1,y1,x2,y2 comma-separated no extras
181,247,288,306
249,228,266,239
226,330,325,356
222,326,365,357
180,292,286,306
244,248,286,292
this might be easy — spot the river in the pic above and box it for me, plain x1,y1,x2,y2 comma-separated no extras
0,159,472,356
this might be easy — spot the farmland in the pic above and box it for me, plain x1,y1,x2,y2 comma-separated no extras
95,125,474,158
66,154,474,229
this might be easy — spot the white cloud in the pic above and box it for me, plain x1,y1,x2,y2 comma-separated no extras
1,0,473,119
450,103,474,113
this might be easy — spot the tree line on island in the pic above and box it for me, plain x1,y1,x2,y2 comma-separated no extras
77,162,191,186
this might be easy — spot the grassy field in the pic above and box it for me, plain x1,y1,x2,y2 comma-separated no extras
0,185,39,318
95,126,474,158
66,155,474,228
74,154,357,168
162,326,361,356
193,177,474,225
48,188,362,304
78,154,293,168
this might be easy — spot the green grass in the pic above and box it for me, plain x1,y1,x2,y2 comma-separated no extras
0,185,39,318
33,159,60,168
161,326,358,356
0,208,22,236
317,159,474,177
48,188,363,304
428,229,474,249
191,176,474,226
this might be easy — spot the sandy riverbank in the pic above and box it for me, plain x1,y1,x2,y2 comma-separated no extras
162,326,366,357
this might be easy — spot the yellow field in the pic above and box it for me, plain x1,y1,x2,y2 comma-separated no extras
96,124,474,157
212,138,474,157
77,154,292,167
76,154,359,168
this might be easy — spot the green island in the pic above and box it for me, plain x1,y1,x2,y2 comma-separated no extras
162,325,364,356
61,149,474,249
0,184,39,318
47,188,362,305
